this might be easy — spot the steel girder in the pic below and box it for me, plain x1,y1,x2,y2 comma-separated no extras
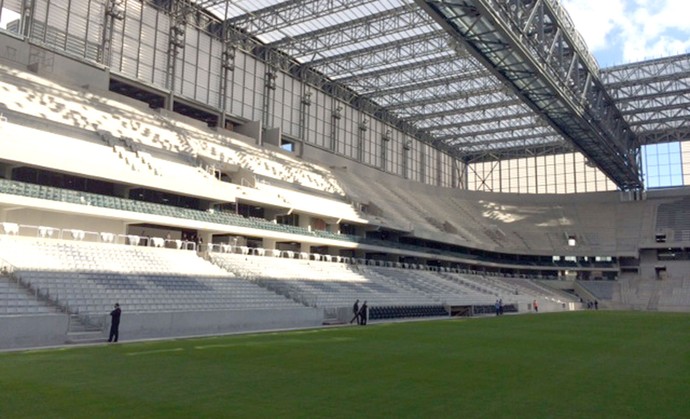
418,108,536,131
633,127,690,145
335,52,456,83
366,71,498,101
464,142,572,162
195,0,620,167
602,54,690,146
403,96,520,123
449,129,561,148
223,0,373,36
440,124,555,143
309,31,452,76
417,0,643,190
385,84,509,111
268,5,430,59
340,54,477,93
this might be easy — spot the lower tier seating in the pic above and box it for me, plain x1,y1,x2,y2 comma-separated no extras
0,236,302,315
0,235,578,322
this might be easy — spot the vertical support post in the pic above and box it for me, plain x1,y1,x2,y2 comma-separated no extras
381,129,391,172
166,0,189,111
402,140,411,179
218,2,236,129
357,118,368,162
263,69,277,129
100,0,124,66
20,0,35,38
330,105,342,152
298,90,312,157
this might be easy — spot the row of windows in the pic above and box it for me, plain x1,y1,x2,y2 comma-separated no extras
467,153,617,193
643,142,685,189
467,141,690,193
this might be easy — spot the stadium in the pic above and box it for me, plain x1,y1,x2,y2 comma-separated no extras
0,1,689,414
0,0,690,418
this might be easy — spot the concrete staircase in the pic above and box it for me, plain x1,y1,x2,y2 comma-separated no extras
65,315,105,344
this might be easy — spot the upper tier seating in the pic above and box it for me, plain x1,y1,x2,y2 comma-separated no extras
333,168,641,253
0,63,344,196
656,197,690,242
0,178,356,243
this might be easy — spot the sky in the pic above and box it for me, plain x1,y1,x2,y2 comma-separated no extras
561,0,690,68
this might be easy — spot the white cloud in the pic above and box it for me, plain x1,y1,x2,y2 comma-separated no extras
562,0,690,66
560,0,625,52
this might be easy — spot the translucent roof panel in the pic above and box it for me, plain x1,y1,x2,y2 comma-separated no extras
197,0,573,161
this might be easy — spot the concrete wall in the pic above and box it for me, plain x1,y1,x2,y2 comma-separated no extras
4,208,125,235
110,307,324,341
0,314,69,350
515,299,581,314
0,307,324,350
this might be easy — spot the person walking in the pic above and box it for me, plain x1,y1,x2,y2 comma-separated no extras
108,303,121,343
359,301,368,325
533,299,538,313
351,299,360,324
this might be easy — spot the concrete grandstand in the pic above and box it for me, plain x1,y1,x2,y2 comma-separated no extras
0,0,689,349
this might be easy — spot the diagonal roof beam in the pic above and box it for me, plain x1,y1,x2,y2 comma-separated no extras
268,5,430,59
385,83,507,110
601,54,690,87
310,30,453,76
339,55,481,93
602,54,690,147
398,94,521,121
417,109,537,131
636,126,690,145
443,129,562,148
335,53,458,84
418,0,643,190
224,0,372,35
462,142,572,162
434,122,553,141
365,72,499,100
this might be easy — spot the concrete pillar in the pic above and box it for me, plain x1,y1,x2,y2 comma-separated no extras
263,238,277,250
300,242,311,253
298,215,311,230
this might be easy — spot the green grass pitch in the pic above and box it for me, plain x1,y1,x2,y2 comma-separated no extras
1,311,689,418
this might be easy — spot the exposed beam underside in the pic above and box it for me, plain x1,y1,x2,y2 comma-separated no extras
416,0,643,190
198,1,690,176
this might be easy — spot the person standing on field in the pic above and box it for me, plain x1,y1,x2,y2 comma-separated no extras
108,303,121,343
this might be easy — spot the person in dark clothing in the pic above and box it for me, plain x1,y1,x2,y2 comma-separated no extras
108,303,121,343
351,299,360,324
359,301,368,325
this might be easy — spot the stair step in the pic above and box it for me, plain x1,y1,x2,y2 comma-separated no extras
65,331,105,344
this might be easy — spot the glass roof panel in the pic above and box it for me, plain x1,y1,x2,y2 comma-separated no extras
196,0,573,160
